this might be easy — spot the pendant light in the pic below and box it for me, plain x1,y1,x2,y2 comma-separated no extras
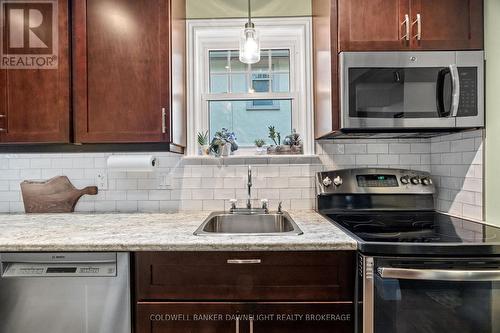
239,0,260,64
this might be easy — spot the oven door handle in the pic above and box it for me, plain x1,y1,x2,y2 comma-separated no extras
378,267,500,282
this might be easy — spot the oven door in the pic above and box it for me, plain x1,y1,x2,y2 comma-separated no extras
340,51,484,130
361,256,500,333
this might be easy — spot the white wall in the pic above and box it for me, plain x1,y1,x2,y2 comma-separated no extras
186,0,311,19
485,0,500,224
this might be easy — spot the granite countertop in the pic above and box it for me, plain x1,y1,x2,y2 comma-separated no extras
0,210,357,252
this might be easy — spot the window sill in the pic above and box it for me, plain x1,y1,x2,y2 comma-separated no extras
182,154,321,165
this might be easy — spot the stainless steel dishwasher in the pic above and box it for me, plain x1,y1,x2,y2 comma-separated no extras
0,252,131,333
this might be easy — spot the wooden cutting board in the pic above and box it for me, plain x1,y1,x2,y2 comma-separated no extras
21,176,98,213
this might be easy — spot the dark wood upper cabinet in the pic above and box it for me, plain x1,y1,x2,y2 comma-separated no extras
73,0,171,143
410,0,483,50
338,0,483,51
0,0,70,144
338,0,410,51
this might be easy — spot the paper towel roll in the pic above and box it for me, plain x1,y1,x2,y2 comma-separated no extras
107,155,157,172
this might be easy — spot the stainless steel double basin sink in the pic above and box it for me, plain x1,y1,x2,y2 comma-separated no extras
194,211,303,236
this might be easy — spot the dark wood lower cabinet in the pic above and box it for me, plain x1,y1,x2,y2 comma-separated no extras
134,252,356,333
136,302,354,333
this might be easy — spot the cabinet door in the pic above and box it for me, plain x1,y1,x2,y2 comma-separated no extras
0,0,69,143
136,302,354,333
410,0,483,50
338,0,410,51
246,303,354,333
136,303,246,333
73,0,170,143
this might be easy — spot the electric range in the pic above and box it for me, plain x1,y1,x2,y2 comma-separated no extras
316,168,500,256
316,168,500,333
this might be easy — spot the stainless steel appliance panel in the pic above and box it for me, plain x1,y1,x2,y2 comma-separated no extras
340,51,484,130
0,252,131,333
361,255,500,333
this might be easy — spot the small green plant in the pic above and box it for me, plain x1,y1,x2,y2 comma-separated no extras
197,131,209,146
268,126,281,146
254,139,266,147
283,129,301,147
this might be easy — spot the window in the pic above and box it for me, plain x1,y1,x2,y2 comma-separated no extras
207,49,292,146
188,18,313,155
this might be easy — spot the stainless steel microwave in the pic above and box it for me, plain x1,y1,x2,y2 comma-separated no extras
339,51,484,131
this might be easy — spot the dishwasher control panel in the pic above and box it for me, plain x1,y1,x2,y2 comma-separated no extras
0,252,118,277
2,263,116,277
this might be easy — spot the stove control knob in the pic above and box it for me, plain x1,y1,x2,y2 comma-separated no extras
333,176,343,186
322,177,333,187
421,177,433,186
400,176,410,184
410,177,421,185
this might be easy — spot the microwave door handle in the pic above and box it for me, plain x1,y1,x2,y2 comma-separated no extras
436,67,451,117
449,64,460,117
378,267,500,282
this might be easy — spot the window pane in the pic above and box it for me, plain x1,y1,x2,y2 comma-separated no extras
252,50,270,73
230,73,248,93
209,51,229,73
210,74,229,93
271,50,290,72
230,51,247,72
272,73,290,92
209,100,292,147
209,51,229,93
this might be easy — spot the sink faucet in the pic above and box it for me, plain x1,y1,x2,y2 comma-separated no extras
246,165,252,209
228,165,275,214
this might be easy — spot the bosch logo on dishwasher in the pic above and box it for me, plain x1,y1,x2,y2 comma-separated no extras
1,0,58,69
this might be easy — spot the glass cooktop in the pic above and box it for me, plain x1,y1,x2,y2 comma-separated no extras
327,211,500,244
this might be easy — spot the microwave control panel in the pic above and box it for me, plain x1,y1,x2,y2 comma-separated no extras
458,67,478,117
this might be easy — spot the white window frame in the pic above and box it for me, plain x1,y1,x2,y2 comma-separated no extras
187,18,314,156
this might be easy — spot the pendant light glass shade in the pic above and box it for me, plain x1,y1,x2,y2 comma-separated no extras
239,0,260,64
239,23,260,64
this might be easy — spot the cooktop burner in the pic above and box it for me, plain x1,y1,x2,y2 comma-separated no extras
327,211,499,244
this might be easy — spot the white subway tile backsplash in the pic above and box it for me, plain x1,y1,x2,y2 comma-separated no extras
345,144,367,154
430,129,484,220
389,143,411,154
116,200,138,212
356,155,378,165
367,144,389,154
138,201,160,213
0,130,483,220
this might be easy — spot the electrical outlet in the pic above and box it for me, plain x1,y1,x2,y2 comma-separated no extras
96,172,108,190
158,173,172,189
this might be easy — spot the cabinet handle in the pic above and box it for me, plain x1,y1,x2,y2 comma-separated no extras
249,317,254,333
0,114,6,118
161,107,167,134
413,14,422,41
0,128,6,132
401,14,410,41
227,259,262,264
236,316,240,333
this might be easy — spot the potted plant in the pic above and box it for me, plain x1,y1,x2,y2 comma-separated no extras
197,131,210,156
266,127,303,155
254,139,266,155
283,129,303,154
266,126,281,154
210,128,238,157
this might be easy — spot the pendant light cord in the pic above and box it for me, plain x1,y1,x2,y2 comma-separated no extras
248,0,252,25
